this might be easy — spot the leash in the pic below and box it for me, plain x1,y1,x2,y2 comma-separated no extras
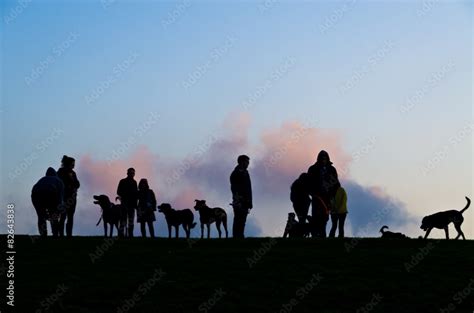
315,195,330,215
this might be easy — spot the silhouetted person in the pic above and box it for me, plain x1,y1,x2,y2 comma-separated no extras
31,168,65,237
329,185,348,238
290,173,311,224
230,155,252,238
57,155,80,237
137,178,157,238
117,168,138,237
307,150,340,238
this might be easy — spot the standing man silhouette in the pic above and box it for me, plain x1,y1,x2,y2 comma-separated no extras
230,155,253,238
117,168,138,238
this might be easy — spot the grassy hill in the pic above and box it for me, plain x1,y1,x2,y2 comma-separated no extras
3,236,474,313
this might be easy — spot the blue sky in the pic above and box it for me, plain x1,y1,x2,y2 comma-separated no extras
1,0,472,237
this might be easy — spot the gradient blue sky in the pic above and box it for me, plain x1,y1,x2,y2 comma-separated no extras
1,0,472,237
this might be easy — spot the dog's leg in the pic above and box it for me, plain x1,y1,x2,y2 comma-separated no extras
110,224,114,237
175,226,179,238
454,223,465,240
444,226,449,240
216,221,222,239
200,223,204,239
168,225,172,239
223,216,228,238
424,228,432,239
104,222,108,238
207,224,210,239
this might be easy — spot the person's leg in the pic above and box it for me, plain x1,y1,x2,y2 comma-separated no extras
58,211,66,237
37,210,48,237
66,197,76,237
329,214,338,238
128,206,135,238
310,198,319,237
232,209,241,238
338,214,347,238
148,221,155,238
140,222,146,237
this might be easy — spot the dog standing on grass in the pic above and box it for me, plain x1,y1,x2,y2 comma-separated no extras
158,203,197,239
421,196,471,240
93,195,126,237
194,200,228,238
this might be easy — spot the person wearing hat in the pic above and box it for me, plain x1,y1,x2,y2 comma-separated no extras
230,155,253,238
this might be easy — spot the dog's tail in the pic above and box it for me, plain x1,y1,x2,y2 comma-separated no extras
190,222,197,229
96,215,103,227
379,225,389,234
460,197,471,214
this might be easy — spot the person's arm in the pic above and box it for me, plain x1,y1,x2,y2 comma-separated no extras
73,171,80,190
151,190,157,210
117,180,123,198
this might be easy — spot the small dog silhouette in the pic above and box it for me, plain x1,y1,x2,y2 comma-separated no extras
284,213,312,238
380,226,407,239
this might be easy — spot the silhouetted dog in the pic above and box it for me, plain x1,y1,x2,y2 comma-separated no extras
421,196,471,240
93,195,126,237
158,203,197,239
283,213,312,238
379,225,407,239
194,200,228,239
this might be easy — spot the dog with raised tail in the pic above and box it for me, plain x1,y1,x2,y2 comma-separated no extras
93,195,126,238
421,196,471,240
380,226,408,239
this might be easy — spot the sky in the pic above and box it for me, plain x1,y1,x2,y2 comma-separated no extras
1,0,472,238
